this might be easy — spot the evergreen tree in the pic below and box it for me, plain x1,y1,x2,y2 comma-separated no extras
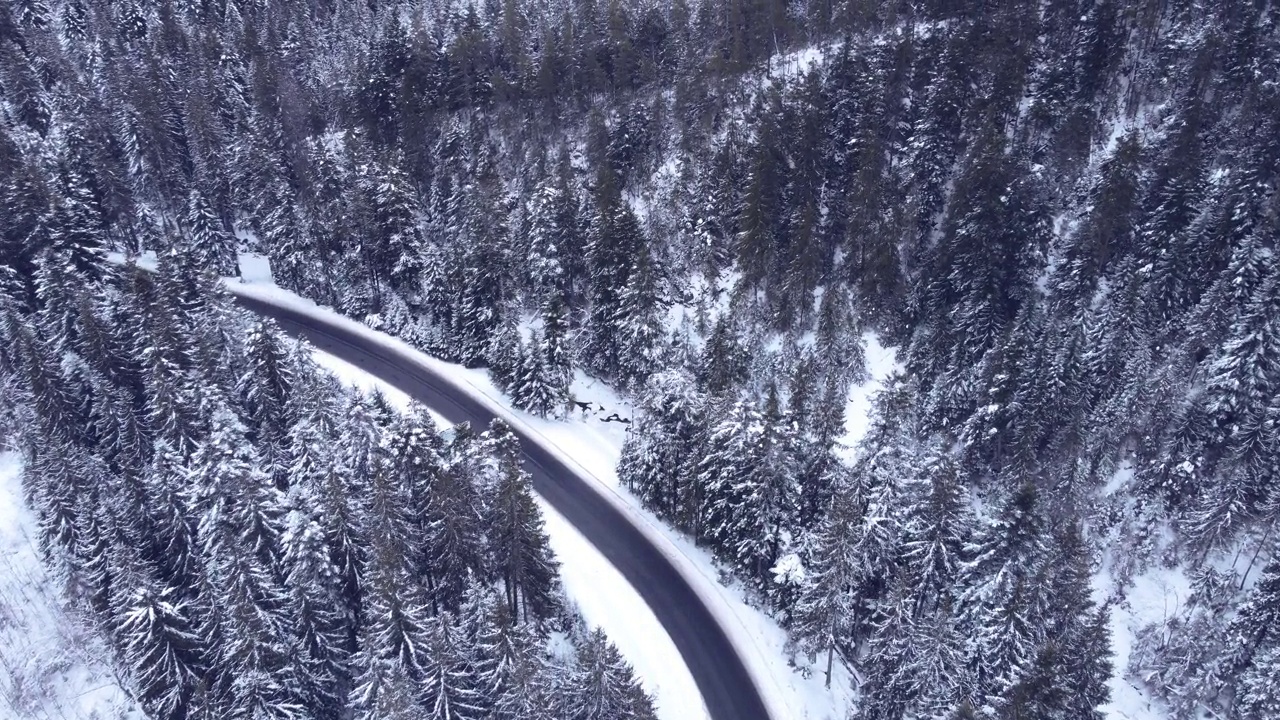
791,483,860,687
696,400,798,587
513,331,568,417
475,597,555,720
240,320,296,484
619,370,706,533
484,421,560,624
899,446,970,615
583,198,645,382
281,511,352,719
569,629,658,720
958,485,1049,707
116,583,206,720
185,190,238,277
420,613,485,720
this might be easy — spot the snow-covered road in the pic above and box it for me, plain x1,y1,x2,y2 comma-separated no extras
310,350,707,720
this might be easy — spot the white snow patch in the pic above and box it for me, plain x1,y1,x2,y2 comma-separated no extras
837,333,901,460
1102,462,1135,496
0,452,140,719
1093,556,1191,720
237,253,274,284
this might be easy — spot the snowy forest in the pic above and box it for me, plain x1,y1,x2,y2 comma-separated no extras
1,0,1279,718
1,253,660,719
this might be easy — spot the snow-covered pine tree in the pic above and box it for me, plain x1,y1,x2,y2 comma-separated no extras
696,399,799,589
618,369,707,533
349,440,434,715
957,485,1050,709
1227,560,1280,719
138,441,200,592
474,595,555,720
184,190,237,277
240,320,297,485
791,480,860,688
116,582,206,719
583,196,645,382
899,443,971,615
484,420,560,624
568,628,658,720
281,511,353,720
419,612,485,720
513,330,567,417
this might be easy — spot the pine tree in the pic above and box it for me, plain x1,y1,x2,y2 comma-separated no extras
1050,132,1142,308
613,248,666,390
696,400,798,588
240,320,296,485
583,198,645,382
349,455,434,714
368,157,428,299
513,331,567,418
791,483,860,687
187,402,285,575
281,511,352,720
349,658,423,720
618,369,706,533
539,294,573,389
420,613,485,720
475,596,554,720
899,445,970,614
958,485,1049,707
116,583,206,720
420,445,487,615
24,438,90,563
1200,265,1280,513
185,190,237,277
697,316,749,397
484,420,560,625
1226,560,1280,706
569,629,658,720
49,164,108,282
142,441,200,591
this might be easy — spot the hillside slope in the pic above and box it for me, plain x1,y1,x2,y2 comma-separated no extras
2,0,1278,718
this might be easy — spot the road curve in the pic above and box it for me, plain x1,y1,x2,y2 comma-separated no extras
231,293,772,720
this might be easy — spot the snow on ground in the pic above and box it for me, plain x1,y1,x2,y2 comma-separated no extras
1092,464,1186,720
538,500,708,720
306,344,705,720
1094,557,1189,720
0,453,139,720
225,273,860,720
237,252,273,284
310,349,416,414
836,333,901,462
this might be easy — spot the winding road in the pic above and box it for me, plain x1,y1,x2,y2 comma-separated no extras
231,293,772,720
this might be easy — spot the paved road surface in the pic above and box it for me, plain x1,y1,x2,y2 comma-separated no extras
232,293,772,720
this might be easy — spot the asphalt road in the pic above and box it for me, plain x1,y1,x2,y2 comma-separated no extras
231,293,772,720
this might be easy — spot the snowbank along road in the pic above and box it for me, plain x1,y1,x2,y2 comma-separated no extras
230,292,773,720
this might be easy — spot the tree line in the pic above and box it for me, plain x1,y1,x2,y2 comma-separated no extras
2,0,1278,718
0,251,657,720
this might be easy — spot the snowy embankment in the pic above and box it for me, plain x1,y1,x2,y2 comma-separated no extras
228,254,905,720
0,453,139,719
310,351,705,720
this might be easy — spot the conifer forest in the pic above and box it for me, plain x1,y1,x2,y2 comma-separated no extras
1,0,1279,718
